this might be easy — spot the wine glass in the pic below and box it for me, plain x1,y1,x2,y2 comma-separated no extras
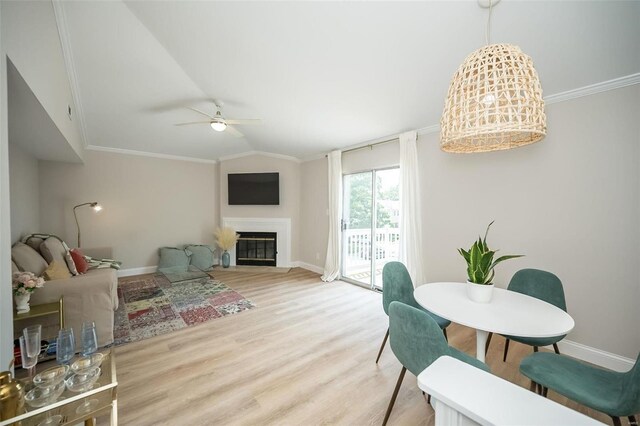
80,322,97,356
65,367,101,414
56,328,75,366
25,379,66,426
19,336,39,384
22,325,42,380
30,366,68,426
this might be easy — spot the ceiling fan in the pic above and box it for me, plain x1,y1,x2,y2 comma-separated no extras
174,101,261,138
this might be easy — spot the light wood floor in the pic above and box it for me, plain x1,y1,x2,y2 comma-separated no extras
113,268,613,425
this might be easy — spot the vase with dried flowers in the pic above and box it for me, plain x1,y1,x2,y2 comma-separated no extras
12,272,45,313
214,227,240,268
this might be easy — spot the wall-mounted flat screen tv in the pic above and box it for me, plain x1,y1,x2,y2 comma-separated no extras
228,172,280,205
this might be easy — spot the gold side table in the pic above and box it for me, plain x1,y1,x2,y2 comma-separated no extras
13,297,65,330
1,348,118,426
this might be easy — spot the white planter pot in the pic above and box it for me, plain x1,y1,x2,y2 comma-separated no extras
466,281,494,303
14,293,31,313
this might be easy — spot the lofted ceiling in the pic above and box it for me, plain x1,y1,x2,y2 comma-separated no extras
59,1,640,161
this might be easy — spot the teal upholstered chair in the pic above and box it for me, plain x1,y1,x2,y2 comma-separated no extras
485,269,566,361
376,262,451,363
520,352,640,426
382,301,489,426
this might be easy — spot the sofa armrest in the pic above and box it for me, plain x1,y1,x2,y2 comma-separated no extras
30,268,118,348
81,247,113,259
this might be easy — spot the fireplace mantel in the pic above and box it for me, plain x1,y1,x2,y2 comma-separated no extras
222,217,291,267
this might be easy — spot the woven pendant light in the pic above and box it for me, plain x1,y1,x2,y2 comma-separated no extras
440,7,546,153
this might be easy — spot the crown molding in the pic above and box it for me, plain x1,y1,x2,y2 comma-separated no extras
312,73,640,158
86,144,217,164
544,73,640,105
52,0,89,149
72,66,638,165
217,150,302,163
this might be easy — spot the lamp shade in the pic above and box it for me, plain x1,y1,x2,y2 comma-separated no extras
440,43,546,153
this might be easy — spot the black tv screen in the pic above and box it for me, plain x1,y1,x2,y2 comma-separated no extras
228,172,280,205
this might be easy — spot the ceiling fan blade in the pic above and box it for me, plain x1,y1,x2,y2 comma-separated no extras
174,121,211,126
187,107,214,119
225,125,244,138
225,119,262,125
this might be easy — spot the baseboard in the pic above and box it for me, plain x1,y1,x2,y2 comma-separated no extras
291,261,324,275
117,266,157,277
554,340,635,372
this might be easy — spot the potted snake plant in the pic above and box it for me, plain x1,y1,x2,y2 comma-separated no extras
458,221,523,303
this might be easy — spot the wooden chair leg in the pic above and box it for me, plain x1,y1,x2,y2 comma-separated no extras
503,338,510,362
541,387,548,398
628,415,638,426
382,367,407,426
376,328,389,364
553,343,560,354
443,328,448,342
610,416,621,426
529,380,537,392
427,394,431,404
485,332,493,355
533,346,539,352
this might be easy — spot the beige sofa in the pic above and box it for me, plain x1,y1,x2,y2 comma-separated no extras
11,242,118,349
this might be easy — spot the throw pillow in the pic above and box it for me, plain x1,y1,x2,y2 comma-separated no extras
65,251,79,276
70,249,89,274
11,243,48,276
40,239,71,273
43,261,71,281
186,245,215,271
157,247,191,272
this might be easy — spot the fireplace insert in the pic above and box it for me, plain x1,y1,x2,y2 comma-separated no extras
235,232,277,267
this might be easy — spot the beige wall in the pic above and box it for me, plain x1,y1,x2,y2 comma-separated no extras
299,86,640,359
39,150,218,268
0,0,15,371
2,0,84,160
219,154,301,260
299,157,329,269
9,142,39,242
417,85,639,359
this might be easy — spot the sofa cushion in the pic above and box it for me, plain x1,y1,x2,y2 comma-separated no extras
70,249,89,274
25,237,44,253
11,243,48,276
158,247,191,272
11,261,19,274
40,238,70,270
43,260,72,281
186,245,215,271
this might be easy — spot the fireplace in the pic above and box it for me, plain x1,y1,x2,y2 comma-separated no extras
236,232,277,267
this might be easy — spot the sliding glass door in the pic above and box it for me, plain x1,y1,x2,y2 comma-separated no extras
342,168,400,289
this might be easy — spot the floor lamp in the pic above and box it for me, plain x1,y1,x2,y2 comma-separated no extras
73,202,102,248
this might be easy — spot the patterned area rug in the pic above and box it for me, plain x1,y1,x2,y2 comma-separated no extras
113,274,255,346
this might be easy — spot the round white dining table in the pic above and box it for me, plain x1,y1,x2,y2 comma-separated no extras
414,282,575,363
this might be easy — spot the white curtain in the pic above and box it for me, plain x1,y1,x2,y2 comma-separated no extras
399,131,425,285
321,150,342,282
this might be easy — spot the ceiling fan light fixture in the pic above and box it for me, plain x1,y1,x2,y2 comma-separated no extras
210,120,227,132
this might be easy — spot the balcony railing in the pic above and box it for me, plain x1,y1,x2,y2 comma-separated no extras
344,227,400,263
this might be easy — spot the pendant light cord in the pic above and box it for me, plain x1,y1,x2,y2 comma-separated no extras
485,0,493,45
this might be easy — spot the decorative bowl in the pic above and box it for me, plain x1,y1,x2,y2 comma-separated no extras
25,380,66,408
33,365,70,388
65,367,101,393
70,353,104,375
